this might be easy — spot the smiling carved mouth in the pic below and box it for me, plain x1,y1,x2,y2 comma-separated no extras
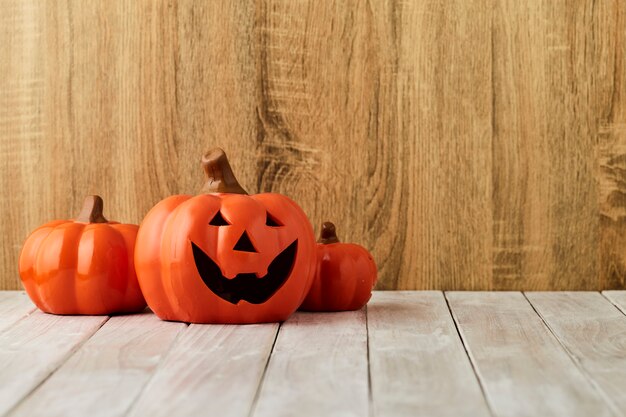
190,239,298,305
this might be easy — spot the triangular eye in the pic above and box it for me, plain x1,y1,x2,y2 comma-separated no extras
209,211,230,226
266,212,282,227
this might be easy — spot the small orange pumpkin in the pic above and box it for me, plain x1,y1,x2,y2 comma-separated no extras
300,222,377,311
134,148,316,324
18,195,146,315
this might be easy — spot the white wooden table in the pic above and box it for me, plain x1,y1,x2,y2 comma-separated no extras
1,291,626,417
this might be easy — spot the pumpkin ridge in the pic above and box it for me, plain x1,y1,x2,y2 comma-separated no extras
43,222,85,313
97,223,138,312
19,222,66,311
106,224,130,306
159,196,201,318
109,223,144,311
346,250,361,310
29,222,58,312
135,196,191,319
114,223,143,312
77,224,112,313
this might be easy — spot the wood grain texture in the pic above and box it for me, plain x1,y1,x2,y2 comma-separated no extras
1,0,625,290
367,292,490,417
252,311,368,417
3,292,626,415
526,292,626,416
10,312,185,417
0,292,34,334
446,292,613,417
127,323,278,417
0,311,107,416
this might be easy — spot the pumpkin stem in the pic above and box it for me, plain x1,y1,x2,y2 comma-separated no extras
318,221,340,244
75,195,108,223
199,148,248,194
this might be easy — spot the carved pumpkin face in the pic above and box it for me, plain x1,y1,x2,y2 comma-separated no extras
135,149,316,324
190,195,299,305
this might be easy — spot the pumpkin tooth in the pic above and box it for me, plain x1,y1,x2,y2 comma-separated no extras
255,269,268,278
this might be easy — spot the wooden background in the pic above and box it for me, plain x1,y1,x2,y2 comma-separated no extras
1,0,624,291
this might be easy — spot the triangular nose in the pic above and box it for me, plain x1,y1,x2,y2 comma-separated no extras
233,231,257,253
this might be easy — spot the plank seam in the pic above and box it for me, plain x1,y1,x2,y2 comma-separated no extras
247,322,281,417
600,291,626,317
443,292,496,417
5,315,111,416
121,322,189,417
0,306,37,337
522,292,621,417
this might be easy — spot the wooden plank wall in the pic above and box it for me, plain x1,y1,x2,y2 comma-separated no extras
0,0,624,291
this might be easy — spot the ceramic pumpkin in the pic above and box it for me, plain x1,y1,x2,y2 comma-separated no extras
300,222,377,311
18,195,146,315
134,148,316,324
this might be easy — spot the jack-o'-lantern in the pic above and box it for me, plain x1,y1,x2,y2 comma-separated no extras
135,148,316,324
300,222,377,311
18,195,146,315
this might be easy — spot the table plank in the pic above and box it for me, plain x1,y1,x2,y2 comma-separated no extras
252,310,368,417
0,311,107,416
0,292,35,334
127,323,278,417
10,312,185,417
526,292,626,416
603,291,626,315
367,291,490,417
446,292,612,417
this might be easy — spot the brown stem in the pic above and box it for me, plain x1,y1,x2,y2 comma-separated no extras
199,148,248,194
75,195,108,223
318,221,340,244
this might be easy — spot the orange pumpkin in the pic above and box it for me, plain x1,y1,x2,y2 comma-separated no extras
134,148,316,324
18,195,146,315
300,222,377,311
